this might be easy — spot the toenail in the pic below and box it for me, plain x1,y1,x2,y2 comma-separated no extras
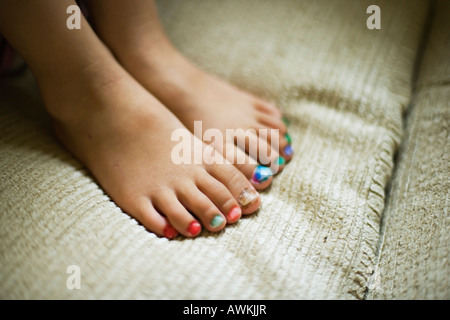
238,188,259,208
163,224,178,239
284,133,292,145
277,156,286,166
227,205,241,222
187,221,201,236
282,116,290,126
210,215,225,228
251,165,273,184
284,144,293,156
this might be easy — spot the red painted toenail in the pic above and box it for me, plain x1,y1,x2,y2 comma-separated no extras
163,224,178,239
187,221,201,236
227,205,241,222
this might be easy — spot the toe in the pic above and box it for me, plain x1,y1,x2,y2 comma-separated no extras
253,98,282,118
278,133,294,162
234,130,269,166
258,127,291,171
282,133,294,161
205,162,261,215
151,189,202,238
252,130,285,174
256,121,292,162
194,177,242,225
257,113,288,135
221,141,273,190
254,113,293,162
177,180,229,230
133,197,179,239
232,128,284,176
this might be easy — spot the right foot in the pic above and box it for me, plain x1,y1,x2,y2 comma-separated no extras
40,63,261,239
82,1,290,191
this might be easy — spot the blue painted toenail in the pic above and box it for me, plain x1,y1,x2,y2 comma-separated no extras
251,165,273,183
284,144,293,156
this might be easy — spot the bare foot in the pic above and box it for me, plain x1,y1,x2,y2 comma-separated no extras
41,62,260,239
83,0,293,189
125,45,293,189
0,0,261,240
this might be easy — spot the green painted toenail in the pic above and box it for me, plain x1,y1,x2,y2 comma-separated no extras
277,156,286,166
210,215,224,227
282,116,290,126
285,133,292,145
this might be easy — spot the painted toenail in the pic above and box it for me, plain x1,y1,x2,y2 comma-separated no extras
227,205,241,222
187,221,201,236
163,224,178,239
282,116,290,126
251,165,273,184
285,133,292,145
210,215,225,227
284,144,293,156
238,188,259,208
277,156,286,166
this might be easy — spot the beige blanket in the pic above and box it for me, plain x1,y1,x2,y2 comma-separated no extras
0,0,431,299
368,0,450,299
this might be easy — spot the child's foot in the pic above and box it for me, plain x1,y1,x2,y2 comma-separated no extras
40,63,261,239
122,43,292,189
83,0,293,189
0,0,261,239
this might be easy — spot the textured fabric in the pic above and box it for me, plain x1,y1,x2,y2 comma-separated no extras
367,0,450,299
0,0,430,299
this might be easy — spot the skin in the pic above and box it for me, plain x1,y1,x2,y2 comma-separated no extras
0,0,292,238
84,0,292,178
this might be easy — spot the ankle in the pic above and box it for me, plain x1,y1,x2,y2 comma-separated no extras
36,55,127,125
119,35,178,73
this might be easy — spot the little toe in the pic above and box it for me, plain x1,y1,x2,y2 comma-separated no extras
151,189,202,238
282,115,290,127
253,98,282,118
133,197,179,239
257,113,288,135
